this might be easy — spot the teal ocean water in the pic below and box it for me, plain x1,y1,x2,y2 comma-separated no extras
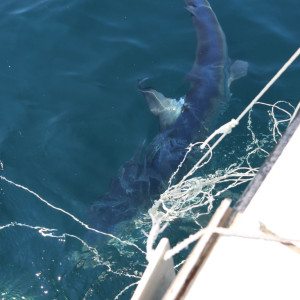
0,0,299,299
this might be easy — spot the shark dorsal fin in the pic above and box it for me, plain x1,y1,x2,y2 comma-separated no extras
140,88,185,130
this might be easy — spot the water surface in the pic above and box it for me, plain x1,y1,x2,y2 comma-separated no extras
0,0,299,298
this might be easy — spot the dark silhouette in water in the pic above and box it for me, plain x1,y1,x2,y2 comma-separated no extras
90,0,247,230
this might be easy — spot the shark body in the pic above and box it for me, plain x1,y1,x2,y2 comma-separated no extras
90,0,247,230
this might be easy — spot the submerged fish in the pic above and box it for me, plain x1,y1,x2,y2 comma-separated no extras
90,0,247,230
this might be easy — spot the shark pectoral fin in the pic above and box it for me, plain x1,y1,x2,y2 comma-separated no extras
141,89,168,116
186,5,197,15
228,60,249,86
140,88,184,130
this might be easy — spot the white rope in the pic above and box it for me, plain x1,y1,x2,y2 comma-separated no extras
114,281,140,300
164,225,300,260
200,119,239,150
237,48,300,122
0,175,146,254
290,101,300,123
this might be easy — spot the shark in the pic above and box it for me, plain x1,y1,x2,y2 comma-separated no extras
89,0,248,231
